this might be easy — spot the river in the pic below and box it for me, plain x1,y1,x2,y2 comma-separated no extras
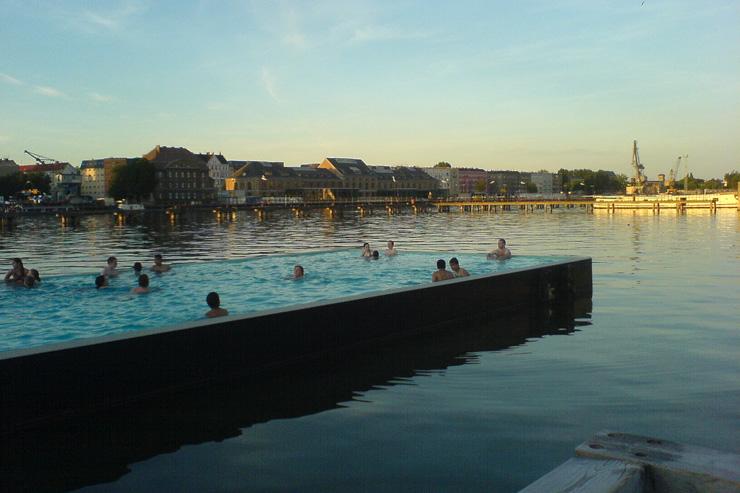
1,208,738,492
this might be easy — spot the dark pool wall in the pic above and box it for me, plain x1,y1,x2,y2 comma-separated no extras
0,257,591,436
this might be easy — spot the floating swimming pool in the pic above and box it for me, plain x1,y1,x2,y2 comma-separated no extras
0,250,571,352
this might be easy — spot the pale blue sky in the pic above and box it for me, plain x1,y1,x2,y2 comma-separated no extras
1,0,738,178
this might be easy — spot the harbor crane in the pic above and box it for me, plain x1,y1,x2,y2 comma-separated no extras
627,140,646,194
667,156,682,192
24,149,58,165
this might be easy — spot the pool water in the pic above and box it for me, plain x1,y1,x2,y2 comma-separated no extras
0,250,568,352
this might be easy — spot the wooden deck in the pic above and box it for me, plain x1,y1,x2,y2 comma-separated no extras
435,198,731,213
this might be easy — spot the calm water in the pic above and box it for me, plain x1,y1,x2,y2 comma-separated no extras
1,208,739,492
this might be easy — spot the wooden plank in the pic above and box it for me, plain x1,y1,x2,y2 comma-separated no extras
519,458,644,493
576,431,740,493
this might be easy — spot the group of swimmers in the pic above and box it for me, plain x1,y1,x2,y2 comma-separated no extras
3,258,41,288
6,237,511,319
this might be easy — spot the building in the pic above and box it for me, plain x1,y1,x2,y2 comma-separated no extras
0,158,19,178
488,170,526,196
226,161,293,200
291,166,342,201
529,172,556,195
200,153,230,192
369,165,439,198
423,167,459,197
318,158,378,198
80,158,127,199
19,162,81,200
457,168,488,195
143,146,214,205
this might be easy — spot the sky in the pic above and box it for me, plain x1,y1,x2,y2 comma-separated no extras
1,0,738,178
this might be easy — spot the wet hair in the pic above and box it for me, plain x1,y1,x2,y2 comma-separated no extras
133,262,142,272
138,274,149,288
294,265,304,276
437,259,446,269
388,240,394,247
449,257,459,266
362,242,369,249
11,258,24,275
154,254,163,260
107,256,117,265
499,238,506,245
206,291,220,308
30,269,40,281
95,275,106,289
372,250,379,259
23,275,35,288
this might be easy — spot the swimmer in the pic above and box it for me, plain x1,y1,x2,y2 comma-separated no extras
23,275,35,288
293,264,305,279
101,256,119,277
432,259,455,282
487,238,512,260
151,254,171,273
372,250,380,260
30,269,40,283
385,240,397,256
95,275,108,289
4,258,27,283
133,262,143,275
361,242,372,258
132,274,149,294
449,257,470,277
205,291,229,318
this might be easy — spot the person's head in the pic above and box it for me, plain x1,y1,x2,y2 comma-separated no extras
107,256,117,267
387,240,394,249
437,259,446,270
30,269,40,281
450,257,460,271
23,275,35,288
498,238,506,249
133,262,142,272
206,291,220,309
95,275,107,289
154,254,163,265
11,258,23,272
138,274,149,288
372,250,379,259
362,242,370,250
293,265,304,278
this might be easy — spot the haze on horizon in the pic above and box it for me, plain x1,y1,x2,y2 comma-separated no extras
1,0,738,179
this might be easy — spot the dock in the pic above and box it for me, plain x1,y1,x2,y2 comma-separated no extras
521,430,740,492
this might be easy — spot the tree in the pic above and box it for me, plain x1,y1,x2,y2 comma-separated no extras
526,182,538,193
0,172,23,198
434,162,451,168
473,179,487,193
23,172,51,194
109,159,157,202
724,171,740,189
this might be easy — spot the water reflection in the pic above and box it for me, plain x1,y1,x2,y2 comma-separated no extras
0,305,589,493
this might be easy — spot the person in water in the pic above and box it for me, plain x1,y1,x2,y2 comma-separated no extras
293,264,304,279
361,242,372,258
30,269,40,283
205,291,229,318
449,257,470,277
23,275,35,288
133,262,143,275
101,256,119,277
95,275,108,289
432,259,455,282
4,258,28,283
372,250,380,259
132,274,149,294
487,238,512,260
385,240,397,256
151,254,171,273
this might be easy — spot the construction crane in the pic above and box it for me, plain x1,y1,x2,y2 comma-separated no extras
667,156,682,192
627,140,646,194
24,149,57,165
682,154,689,191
